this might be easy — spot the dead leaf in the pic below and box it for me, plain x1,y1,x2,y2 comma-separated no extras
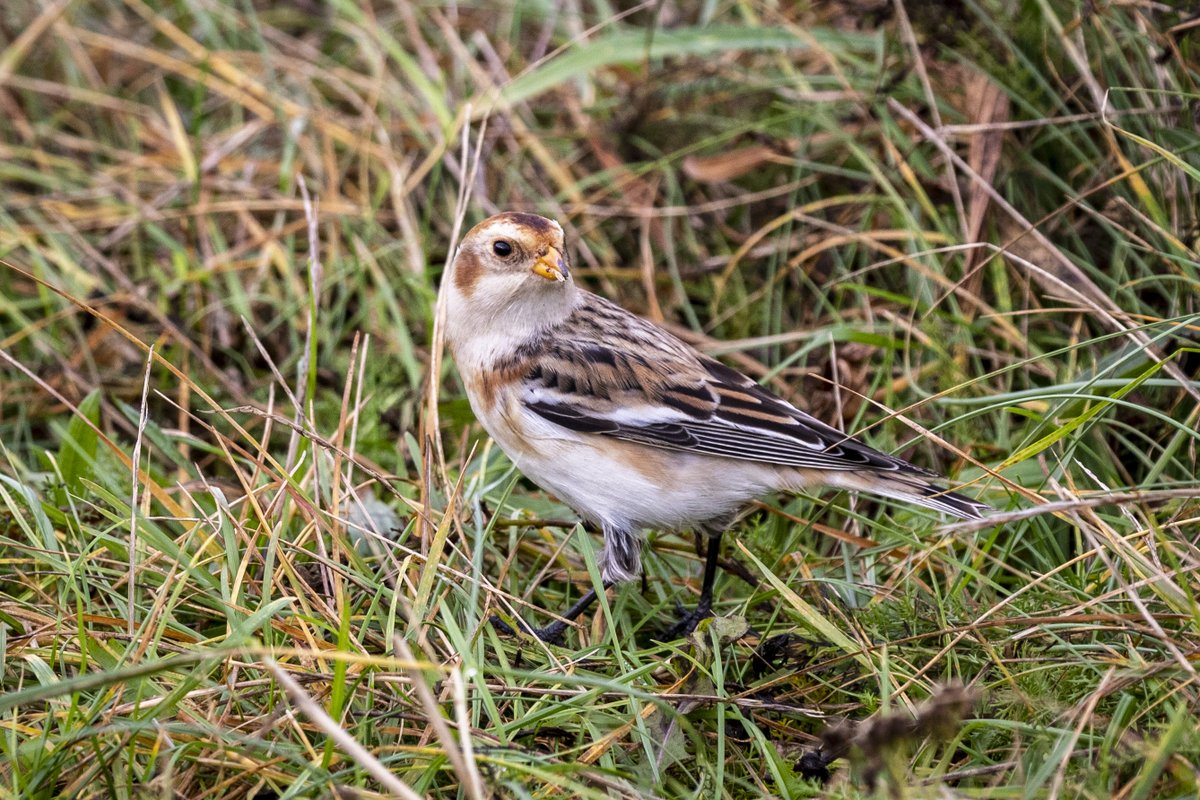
963,69,1010,284
682,143,793,183
807,342,876,426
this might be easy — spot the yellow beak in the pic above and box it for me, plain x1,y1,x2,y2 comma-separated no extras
531,246,568,282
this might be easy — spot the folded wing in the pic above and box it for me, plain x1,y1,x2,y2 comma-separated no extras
520,299,937,479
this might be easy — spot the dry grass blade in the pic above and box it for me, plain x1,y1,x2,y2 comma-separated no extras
392,636,485,800
263,659,426,800
126,345,154,635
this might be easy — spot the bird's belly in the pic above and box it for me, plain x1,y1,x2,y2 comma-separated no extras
483,401,777,531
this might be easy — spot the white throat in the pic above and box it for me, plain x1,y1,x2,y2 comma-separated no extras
443,275,580,371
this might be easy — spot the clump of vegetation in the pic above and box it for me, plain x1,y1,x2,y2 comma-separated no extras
811,683,980,793
0,0,1197,797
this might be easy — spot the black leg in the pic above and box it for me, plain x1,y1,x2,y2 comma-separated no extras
491,583,612,644
697,527,723,615
660,528,724,640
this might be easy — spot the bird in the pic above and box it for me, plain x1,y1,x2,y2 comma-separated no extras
442,211,989,642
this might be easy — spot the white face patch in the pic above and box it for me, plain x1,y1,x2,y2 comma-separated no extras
477,218,564,262
483,220,533,246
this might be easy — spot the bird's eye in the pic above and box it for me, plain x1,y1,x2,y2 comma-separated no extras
492,240,513,257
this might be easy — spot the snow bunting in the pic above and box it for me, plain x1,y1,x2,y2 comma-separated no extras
443,212,989,640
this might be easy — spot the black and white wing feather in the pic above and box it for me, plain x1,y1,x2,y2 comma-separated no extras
518,293,987,519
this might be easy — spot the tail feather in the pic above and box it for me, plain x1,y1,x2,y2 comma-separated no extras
829,473,991,520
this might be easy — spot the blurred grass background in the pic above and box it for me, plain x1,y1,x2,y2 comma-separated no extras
1,0,1198,797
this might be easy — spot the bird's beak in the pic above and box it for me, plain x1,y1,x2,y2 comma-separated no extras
531,246,568,282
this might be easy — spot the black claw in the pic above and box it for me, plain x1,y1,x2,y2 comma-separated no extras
486,586,606,646
657,603,715,641
654,527,725,641
489,614,568,645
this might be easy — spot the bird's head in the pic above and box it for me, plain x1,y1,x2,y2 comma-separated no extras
443,212,577,352
449,212,571,299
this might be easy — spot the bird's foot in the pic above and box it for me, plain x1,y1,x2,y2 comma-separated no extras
656,600,714,641
489,614,569,645
487,586,604,646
